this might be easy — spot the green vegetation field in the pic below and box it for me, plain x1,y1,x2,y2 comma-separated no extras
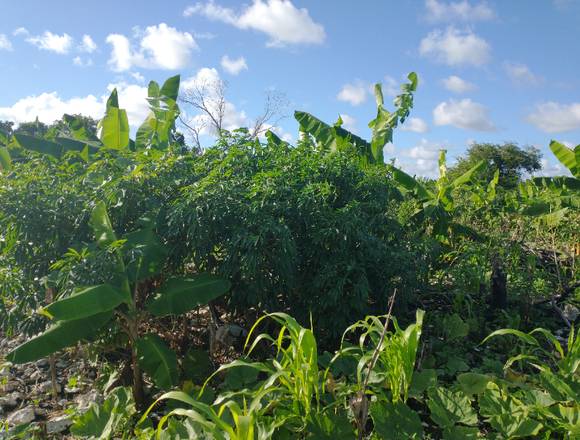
0,74,579,439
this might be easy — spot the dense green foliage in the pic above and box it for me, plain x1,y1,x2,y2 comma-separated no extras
0,72,578,439
449,142,542,188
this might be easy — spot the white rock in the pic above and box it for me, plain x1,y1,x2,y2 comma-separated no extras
0,396,18,409
7,406,35,426
46,415,72,434
563,304,579,322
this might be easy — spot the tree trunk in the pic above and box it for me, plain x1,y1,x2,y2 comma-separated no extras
131,342,145,409
491,256,507,309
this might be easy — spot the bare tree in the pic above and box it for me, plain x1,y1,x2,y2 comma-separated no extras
249,90,289,139
179,76,288,150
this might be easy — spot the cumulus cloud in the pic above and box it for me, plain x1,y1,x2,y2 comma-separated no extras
73,56,93,67
527,102,580,133
383,76,400,97
337,81,368,106
503,62,542,85
12,27,29,37
441,75,476,93
424,0,495,22
79,34,97,53
433,98,495,131
26,31,73,54
0,82,149,128
339,114,357,133
0,34,12,51
106,23,197,71
184,0,325,47
537,158,571,177
220,55,248,75
396,138,446,178
401,117,429,133
419,27,491,67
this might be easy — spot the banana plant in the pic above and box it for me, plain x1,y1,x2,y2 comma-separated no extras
295,72,418,165
11,75,182,161
520,141,579,227
390,150,485,238
7,201,230,407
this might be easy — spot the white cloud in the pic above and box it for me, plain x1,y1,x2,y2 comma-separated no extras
184,0,325,47
106,23,197,71
527,102,580,133
0,34,12,51
131,72,145,83
73,56,93,67
424,0,495,22
419,27,491,67
337,81,368,106
13,27,29,37
441,75,476,93
503,62,542,85
383,76,400,97
339,114,357,133
396,138,445,178
0,82,148,128
401,117,429,133
79,34,97,53
220,55,248,75
537,158,571,177
433,98,495,131
26,31,73,54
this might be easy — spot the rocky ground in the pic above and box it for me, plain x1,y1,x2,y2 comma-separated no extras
0,335,103,438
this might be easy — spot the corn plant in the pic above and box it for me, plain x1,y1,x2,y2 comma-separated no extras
483,325,580,376
335,308,425,403
140,389,281,440
202,312,322,430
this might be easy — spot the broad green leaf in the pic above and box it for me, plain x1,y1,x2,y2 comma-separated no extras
71,387,135,439
457,373,492,396
294,110,370,156
427,387,478,429
442,425,480,440
44,284,129,321
63,114,101,142
89,201,117,248
482,328,539,346
488,414,543,438
305,410,355,439
444,313,469,340
99,89,130,150
374,83,384,107
0,147,11,171
450,160,485,188
6,312,112,363
160,75,181,101
136,334,178,390
55,136,100,155
123,226,168,283
147,274,230,317
14,133,63,158
550,140,577,177
370,401,423,440
182,349,213,383
390,165,431,199
409,369,437,397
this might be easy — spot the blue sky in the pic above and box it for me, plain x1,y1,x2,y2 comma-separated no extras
0,0,579,177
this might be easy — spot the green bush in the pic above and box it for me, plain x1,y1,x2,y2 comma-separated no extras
166,134,426,341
